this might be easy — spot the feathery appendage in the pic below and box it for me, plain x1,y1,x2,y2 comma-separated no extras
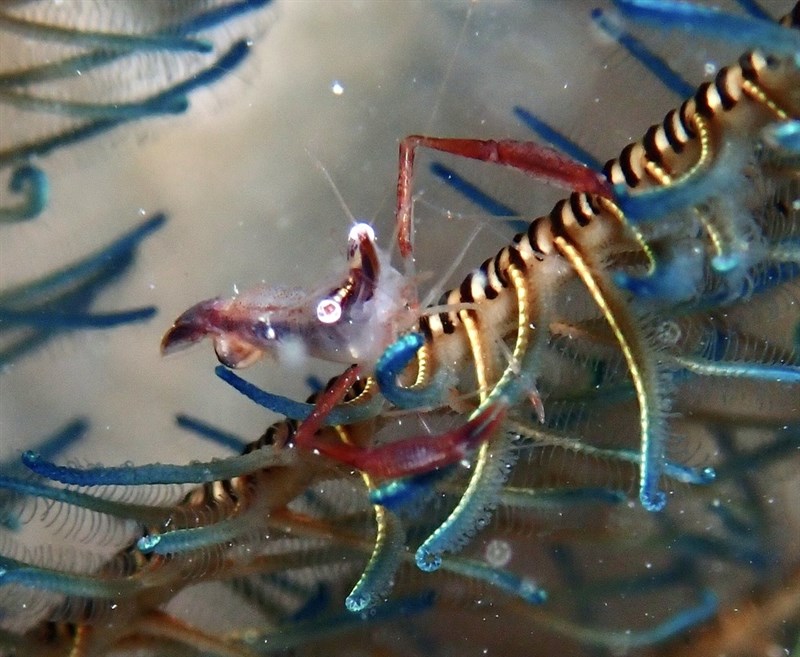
2,1,799,655
0,0,274,220
0,213,165,368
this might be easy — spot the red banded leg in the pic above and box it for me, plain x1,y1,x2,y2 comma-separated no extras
395,135,613,258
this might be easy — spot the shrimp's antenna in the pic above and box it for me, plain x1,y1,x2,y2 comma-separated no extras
424,0,477,132
306,149,359,227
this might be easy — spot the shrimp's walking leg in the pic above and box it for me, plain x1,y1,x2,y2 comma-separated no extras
292,365,362,450
395,136,613,258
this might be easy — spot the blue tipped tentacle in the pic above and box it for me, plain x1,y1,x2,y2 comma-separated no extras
0,90,187,120
0,419,89,530
305,375,326,393
171,0,273,33
369,467,453,511
512,417,716,500
676,323,800,384
215,366,383,425
22,445,294,487
0,164,48,222
0,419,87,472
708,502,755,538
763,120,800,162
137,516,247,555
0,0,269,88
613,247,706,302
0,40,251,166
613,144,747,224
175,414,249,453
0,213,165,307
713,427,800,482
673,533,767,570
673,356,800,383
612,0,800,54
0,13,212,53
0,474,172,526
625,590,718,647
0,556,140,598
345,508,405,612
429,162,527,233
236,592,435,651
440,557,547,605
549,588,718,649
513,106,605,172
0,214,165,366
500,486,627,508
374,333,450,409
0,306,156,329
590,9,694,97
731,0,771,21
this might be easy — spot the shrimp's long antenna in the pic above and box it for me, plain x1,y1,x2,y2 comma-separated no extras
424,0,476,132
306,150,359,227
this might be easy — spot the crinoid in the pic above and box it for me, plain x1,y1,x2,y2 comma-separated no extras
1,2,798,656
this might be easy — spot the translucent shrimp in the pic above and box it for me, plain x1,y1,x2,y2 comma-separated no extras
162,223,418,368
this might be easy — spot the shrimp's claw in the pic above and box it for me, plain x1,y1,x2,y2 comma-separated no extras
161,298,266,368
161,298,222,354
310,402,507,480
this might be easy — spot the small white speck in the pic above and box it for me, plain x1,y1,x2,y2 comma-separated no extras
331,81,344,95
485,539,512,568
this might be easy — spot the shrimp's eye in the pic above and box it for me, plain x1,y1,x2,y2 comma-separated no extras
256,320,277,341
317,298,342,324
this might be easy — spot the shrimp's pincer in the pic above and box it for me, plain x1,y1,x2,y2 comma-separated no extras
161,223,416,368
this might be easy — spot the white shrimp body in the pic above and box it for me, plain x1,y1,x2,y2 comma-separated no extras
162,223,417,368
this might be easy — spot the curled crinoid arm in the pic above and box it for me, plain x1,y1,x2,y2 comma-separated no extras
344,504,405,612
0,164,47,222
374,332,451,409
162,223,416,369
